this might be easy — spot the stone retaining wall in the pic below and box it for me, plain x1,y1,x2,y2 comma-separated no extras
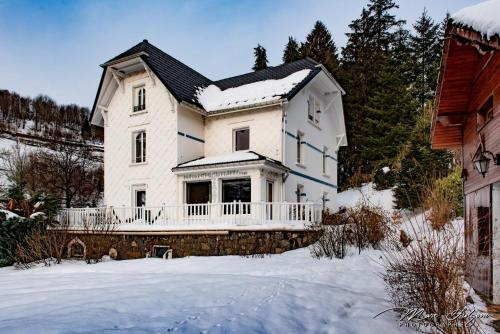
69,230,320,260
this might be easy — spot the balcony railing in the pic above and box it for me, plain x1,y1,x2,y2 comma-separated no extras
57,202,321,230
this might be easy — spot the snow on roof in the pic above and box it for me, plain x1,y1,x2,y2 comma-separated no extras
195,69,311,112
178,151,261,168
452,0,500,38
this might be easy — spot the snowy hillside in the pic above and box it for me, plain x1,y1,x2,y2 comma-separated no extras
337,183,395,212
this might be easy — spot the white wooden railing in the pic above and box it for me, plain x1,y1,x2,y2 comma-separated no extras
57,202,321,229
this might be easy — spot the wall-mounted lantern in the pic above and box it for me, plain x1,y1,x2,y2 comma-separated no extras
473,150,500,177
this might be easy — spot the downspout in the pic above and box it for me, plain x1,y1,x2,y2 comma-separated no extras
281,101,287,202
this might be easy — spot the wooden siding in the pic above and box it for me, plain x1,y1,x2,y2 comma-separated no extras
465,186,492,297
463,52,500,195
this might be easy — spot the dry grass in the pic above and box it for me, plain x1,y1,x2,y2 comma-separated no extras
312,201,394,259
15,219,72,268
78,216,117,264
383,218,481,334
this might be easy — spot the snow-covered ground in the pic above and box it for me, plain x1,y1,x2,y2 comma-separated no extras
0,248,412,334
337,182,395,212
0,183,492,333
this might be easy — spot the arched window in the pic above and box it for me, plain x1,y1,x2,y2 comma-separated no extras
134,131,146,163
134,87,146,112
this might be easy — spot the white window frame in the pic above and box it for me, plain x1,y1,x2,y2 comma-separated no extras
131,184,147,207
296,130,305,166
307,96,315,122
322,146,329,175
233,127,250,152
132,130,147,164
307,95,321,126
133,85,146,113
314,99,321,125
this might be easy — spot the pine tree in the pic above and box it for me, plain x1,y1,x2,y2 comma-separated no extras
282,36,301,63
409,9,442,110
393,105,453,209
252,44,268,71
337,0,412,187
301,21,339,75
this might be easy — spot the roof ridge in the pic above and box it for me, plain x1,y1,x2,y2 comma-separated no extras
213,58,317,85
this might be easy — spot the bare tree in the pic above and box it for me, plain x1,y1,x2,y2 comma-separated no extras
35,143,99,208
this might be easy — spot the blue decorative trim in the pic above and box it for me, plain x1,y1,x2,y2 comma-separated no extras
289,169,337,189
306,142,322,153
285,131,297,139
326,155,337,162
178,131,205,143
285,131,337,161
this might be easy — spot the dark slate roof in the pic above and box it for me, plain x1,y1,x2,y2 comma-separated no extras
92,40,322,119
102,39,213,109
214,58,320,90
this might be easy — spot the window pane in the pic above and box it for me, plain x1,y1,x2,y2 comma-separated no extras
136,190,146,206
308,98,314,121
235,129,249,151
297,134,302,163
222,179,251,203
135,133,142,162
142,132,146,162
186,182,211,204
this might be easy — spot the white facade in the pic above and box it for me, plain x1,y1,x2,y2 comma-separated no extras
92,58,346,212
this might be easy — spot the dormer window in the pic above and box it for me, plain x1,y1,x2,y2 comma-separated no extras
133,86,146,112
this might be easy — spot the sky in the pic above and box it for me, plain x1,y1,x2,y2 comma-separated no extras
0,0,480,108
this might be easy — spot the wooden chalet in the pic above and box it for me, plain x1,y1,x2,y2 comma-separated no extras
432,1,500,303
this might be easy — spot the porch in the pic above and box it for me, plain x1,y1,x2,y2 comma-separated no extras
58,201,322,232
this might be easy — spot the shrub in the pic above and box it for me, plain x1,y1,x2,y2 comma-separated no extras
15,218,71,268
383,219,480,334
373,162,395,190
344,169,372,189
424,166,463,230
310,224,351,259
312,202,393,258
0,215,38,267
79,216,117,264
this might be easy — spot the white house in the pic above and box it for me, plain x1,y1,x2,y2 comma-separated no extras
79,40,346,227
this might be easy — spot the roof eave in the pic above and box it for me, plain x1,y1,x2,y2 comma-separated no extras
204,99,286,116
172,158,289,173
101,51,150,67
